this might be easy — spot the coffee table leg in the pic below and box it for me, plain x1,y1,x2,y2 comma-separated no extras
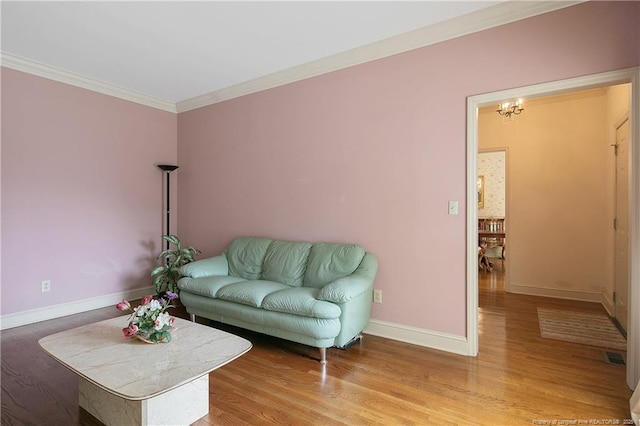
79,375,209,425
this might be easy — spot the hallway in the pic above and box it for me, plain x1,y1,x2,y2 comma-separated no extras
478,261,631,422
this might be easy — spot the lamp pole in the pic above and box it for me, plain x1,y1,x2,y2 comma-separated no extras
157,165,178,251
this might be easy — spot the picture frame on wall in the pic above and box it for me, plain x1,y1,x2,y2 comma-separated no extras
478,175,485,209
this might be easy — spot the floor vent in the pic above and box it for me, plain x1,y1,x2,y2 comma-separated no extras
604,351,626,365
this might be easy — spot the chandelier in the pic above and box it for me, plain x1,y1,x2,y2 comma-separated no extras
496,99,524,118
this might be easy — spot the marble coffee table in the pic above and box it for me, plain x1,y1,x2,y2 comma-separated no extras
39,315,251,426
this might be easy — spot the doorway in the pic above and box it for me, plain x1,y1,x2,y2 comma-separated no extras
466,68,640,389
478,149,507,276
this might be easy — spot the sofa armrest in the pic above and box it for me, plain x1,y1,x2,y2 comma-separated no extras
317,276,372,303
317,253,378,303
179,254,228,278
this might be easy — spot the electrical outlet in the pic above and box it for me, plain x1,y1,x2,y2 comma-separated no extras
41,280,51,292
373,289,382,304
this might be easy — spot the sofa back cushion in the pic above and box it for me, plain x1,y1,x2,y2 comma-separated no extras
303,243,366,288
261,240,312,287
225,237,273,280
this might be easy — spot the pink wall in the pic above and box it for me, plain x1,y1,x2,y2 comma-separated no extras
1,68,177,315
2,1,637,329
177,2,640,336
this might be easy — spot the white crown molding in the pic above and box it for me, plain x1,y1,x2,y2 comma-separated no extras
1,52,177,113
0,286,154,330
176,1,584,113
1,1,583,114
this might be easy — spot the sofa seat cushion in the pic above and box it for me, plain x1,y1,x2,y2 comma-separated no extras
178,276,247,298
261,240,312,287
216,280,290,308
262,287,341,319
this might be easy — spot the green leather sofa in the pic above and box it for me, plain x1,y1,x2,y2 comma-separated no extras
178,237,378,363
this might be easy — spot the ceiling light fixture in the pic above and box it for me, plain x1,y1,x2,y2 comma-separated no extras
496,99,524,118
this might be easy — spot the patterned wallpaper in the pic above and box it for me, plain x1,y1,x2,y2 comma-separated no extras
478,150,505,218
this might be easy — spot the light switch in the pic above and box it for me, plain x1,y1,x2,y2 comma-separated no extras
448,200,459,215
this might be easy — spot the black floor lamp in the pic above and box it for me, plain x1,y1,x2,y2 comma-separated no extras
157,164,178,251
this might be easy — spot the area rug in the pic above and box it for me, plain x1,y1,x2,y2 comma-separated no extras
537,308,627,351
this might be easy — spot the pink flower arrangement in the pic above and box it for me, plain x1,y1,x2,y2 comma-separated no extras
116,292,178,343
116,300,131,311
123,324,139,337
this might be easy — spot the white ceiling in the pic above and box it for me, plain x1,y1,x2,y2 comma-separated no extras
1,1,578,111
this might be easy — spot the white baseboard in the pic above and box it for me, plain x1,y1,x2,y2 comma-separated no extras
0,286,154,330
364,319,472,356
507,283,603,304
602,293,615,316
364,287,612,356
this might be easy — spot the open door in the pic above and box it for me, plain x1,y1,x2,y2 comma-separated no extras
614,117,630,334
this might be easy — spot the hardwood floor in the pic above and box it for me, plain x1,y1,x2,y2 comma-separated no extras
1,265,633,425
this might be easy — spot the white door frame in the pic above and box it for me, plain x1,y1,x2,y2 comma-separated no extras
466,67,640,389
614,116,631,331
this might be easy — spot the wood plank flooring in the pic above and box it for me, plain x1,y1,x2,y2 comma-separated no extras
1,265,633,425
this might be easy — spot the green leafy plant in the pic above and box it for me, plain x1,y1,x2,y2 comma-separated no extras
151,234,200,295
